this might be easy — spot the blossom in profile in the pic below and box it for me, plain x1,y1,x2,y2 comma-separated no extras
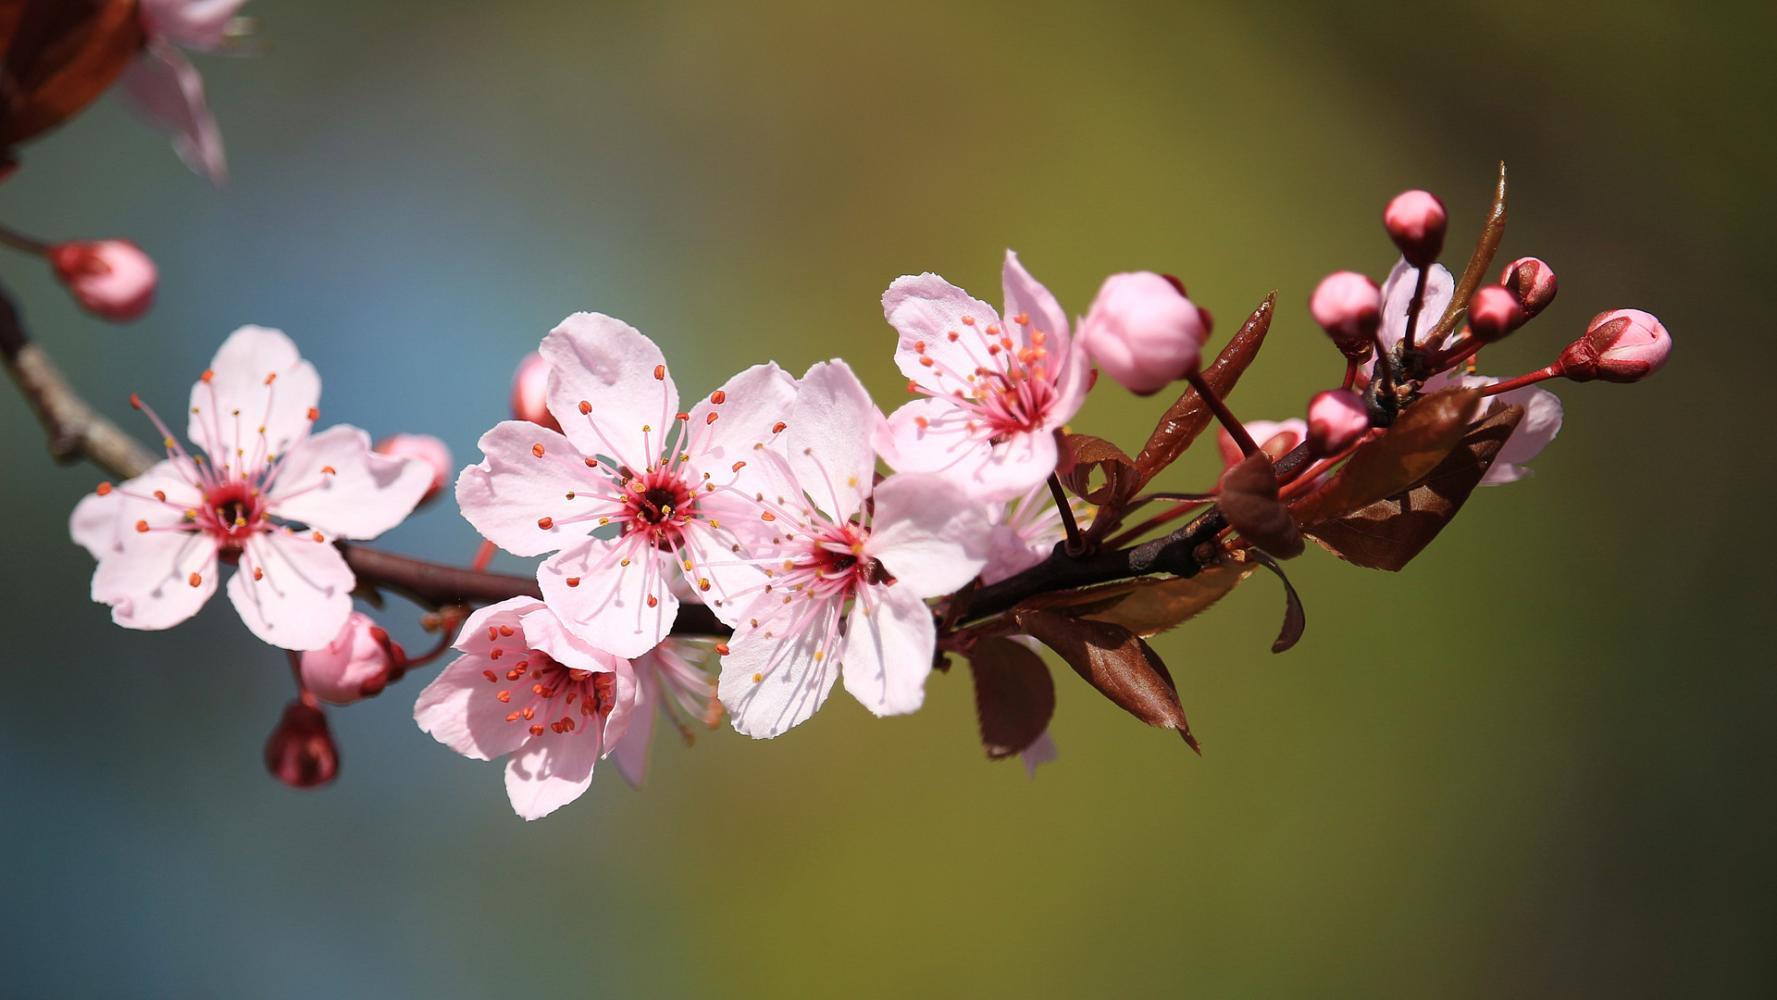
609,637,722,788
712,361,990,737
456,313,795,656
981,482,1070,586
878,251,1091,500
414,597,638,821
70,326,432,648
117,0,249,184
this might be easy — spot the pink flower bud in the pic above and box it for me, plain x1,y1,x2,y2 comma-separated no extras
510,352,561,431
1558,309,1672,383
1498,256,1557,317
1078,271,1210,395
374,433,452,504
1466,285,1526,343
1307,389,1369,455
1309,270,1381,361
48,240,157,322
299,611,405,705
263,700,339,788
1217,419,1305,468
1383,189,1447,267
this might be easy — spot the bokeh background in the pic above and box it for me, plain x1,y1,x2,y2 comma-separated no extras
3,1,1772,996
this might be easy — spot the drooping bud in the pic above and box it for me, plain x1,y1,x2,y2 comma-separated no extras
48,240,157,322
1466,285,1526,343
1383,189,1447,267
299,611,405,705
374,433,452,504
1307,389,1369,455
510,352,561,431
1308,270,1381,362
1498,256,1558,317
264,700,339,788
1078,271,1210,395
1558,309,1672,383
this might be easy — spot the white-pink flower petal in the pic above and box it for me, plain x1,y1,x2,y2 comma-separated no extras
455,421,601,557
868,473,990,599
538,536,680,658
539,313,677,472
839,584,937,717
118,41,227,185
226,531,354,650
188,326,319,463
271,425,430,539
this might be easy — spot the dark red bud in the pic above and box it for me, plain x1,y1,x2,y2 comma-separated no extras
264,700,339,789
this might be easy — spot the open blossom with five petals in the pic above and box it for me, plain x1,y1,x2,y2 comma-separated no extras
878,251,1091,500
456,313,795,657
1375,259,1562,484
70,326,431,649
712,361,990,738
118,0,248,185
414,597,639,821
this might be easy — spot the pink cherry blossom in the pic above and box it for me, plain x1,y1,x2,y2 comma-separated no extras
1376,258,1456,358
711,361,990,738
374,433,452,504
456,313,796,657
48,241,157,322
413,597,639,821
982,482,1071,586
116,0,247,185
878,251,1091,501
610,638,722,788
1022,728,1058,778
69,326,432,649
1449,375,1563,485
1077,271,1209,396
300,611,403,705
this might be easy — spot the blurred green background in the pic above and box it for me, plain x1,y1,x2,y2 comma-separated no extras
3,1,1771,996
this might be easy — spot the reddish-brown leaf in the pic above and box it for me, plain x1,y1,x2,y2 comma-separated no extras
1133,292,1275,483
965,637,1056,759
1012,606,1198,750
0,0,144,149
1241,549,1306,653
1010,562,1254,637
1057,432,1140,507
1307,404,1523,571
1216,450,1305,559
1288,386,1483,527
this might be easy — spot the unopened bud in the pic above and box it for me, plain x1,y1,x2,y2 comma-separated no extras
374,433,452,504
1309,271,1381,361
1307,389,1369,455
300,611,405,705
1466,285,1525,344
1383,189,1447,267
510,352,561,431
48,240,157,322
264,700,339,788
1218,419,1305,468
1078,271,1210,396
1558,309,1671,384
1498,256,1557,317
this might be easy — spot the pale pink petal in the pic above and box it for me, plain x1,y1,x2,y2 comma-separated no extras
969,428,1060,501
718,626,842,739
611,666,658,787
868,473,991,599
539,313,677,471
687,362,798,464
226,531,354,650
118,43,226,185
140,0,245,50
599,659,643,757
1483,383,1563,485
1045,338,1094,429
839,584,937,717
70,460,200,559
93,530,219,630
516,602,630,675
1021,730,1058,778
1001,249,1071,360
876,396,992,480
412,649,533,761
450,596,545,657
71,491,123,561
270,425,430,539
456,420,603,557
1378,259,1455,353
786,360,878,522
187,326,319,463
882,273,1002,394
539,537,677,658
504,729,603,820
